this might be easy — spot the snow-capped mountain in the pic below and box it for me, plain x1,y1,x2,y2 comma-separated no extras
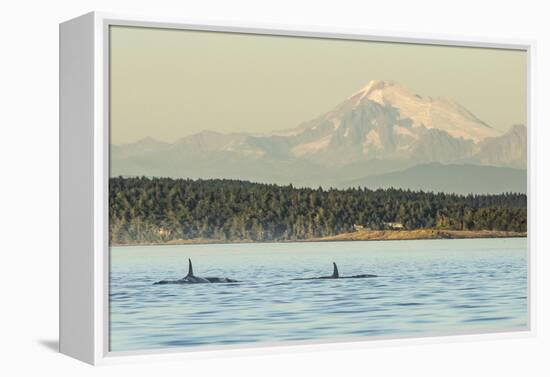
111,80,527,192
262,80,506,166
344,80,499,142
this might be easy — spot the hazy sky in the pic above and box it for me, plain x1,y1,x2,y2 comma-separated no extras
110,26,527,145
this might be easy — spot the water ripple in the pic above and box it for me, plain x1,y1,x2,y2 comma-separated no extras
109,238,528,352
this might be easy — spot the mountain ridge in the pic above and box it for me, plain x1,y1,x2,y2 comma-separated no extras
111,80,527,193
345,163,526,195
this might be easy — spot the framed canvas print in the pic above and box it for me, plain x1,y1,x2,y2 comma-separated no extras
59,12,535,365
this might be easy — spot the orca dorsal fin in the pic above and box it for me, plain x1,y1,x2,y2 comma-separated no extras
187,258,194,277
332,262,339,278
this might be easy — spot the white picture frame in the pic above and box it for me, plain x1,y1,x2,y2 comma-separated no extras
59,11,536,365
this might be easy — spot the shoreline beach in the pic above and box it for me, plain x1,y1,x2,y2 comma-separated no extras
110,229,527,247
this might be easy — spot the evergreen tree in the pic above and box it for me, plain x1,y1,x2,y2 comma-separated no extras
109,177,527,244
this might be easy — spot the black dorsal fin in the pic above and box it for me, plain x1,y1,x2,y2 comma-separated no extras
187,258,194,277
332,262,339,278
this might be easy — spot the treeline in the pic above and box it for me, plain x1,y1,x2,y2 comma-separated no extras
109,177,527,244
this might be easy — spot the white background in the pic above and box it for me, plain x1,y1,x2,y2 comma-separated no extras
0,0,548,375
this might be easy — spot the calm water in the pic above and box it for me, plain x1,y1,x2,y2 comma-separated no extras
109,238,528,352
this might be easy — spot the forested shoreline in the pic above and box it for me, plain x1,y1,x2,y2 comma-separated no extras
109,177,527,245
